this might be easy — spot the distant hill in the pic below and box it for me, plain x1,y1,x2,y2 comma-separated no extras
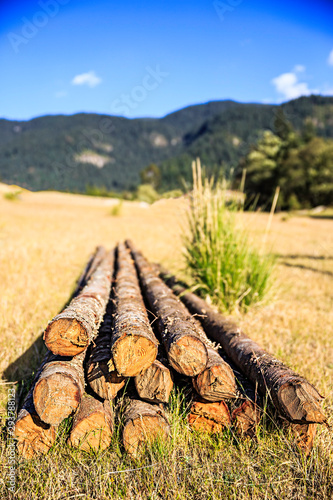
0,95,332,193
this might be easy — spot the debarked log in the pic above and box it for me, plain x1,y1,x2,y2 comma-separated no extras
122,399,170,457
126,240,208,377
160,271,326,425
67,394,114,452
44,249,115,356
33,349,86,425
111,243,158,377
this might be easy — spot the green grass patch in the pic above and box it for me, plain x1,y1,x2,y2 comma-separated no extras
3,190,22,201
184,160,276,313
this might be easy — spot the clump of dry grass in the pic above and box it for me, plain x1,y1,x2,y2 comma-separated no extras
0,187,332,499
184,160,276,312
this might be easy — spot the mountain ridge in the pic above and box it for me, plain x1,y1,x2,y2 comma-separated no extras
0,95,332,193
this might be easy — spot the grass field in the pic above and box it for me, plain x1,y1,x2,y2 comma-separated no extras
0,186,332,499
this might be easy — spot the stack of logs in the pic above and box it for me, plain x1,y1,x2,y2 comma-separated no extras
14,242,327,459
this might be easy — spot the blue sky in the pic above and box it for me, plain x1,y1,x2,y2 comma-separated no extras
1,0,333,120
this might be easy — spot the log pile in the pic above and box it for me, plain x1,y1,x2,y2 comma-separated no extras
14,243,326,459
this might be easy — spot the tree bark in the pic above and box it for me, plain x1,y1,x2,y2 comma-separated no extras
86,302,126,400
160,270,326,425
44,249,114,356
122,399,170,457
188,397,231,433
134,352,174,404
14,352,58,459
126,240,208,377
33,349,86,425
67,394,114,452
111,243,158,377
73,246,107,297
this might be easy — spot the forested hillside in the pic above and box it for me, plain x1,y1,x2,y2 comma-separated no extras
0,95,332,194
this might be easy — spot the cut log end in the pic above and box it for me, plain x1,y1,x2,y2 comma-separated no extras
232,400,261,437
44,318,88,356
168,335,207,377
123,415,170,458
87,360,126,400
113,335,158,377
68,411,113,452
279,381,326,424
135,360,174,403
291,423,317,456
193,363,237,402
34,372,81,425
188,400,231,433
15,413,57,459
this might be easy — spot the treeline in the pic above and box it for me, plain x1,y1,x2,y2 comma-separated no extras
238,109,333,210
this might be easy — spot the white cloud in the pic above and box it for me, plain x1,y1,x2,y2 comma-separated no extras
71,71,102,88
293,64,305,73
328,49,333,66
271,71,317,100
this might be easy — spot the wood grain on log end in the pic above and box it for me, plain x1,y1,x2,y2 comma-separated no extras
193,348,237,401
123,400,170,458
112,335,158,377
68,398,113,452
87,359,126,400
291,423,317,456
135,359,174,403
188,399,231,433
15,412,57,459
34,369,83,425
44,318,88,356
168,335,207,377
279,381,325,424
231,400,261,437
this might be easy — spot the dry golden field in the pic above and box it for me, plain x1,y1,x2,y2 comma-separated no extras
0,186,332,499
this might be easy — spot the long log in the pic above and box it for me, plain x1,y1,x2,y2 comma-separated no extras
188,397,231,433
86,302,126,400
33,349,86,425
126,241,208,377
44,249,114,356
14,254,105,458
73,245,107,297
221,359,262,438
111,243,158,377
134,352,173,404
14,352,58,459
160,271,326,425
67,394,114,452
122,399,170,457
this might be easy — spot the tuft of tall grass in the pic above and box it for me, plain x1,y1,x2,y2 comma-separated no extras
3,190,21,201
184,159,276,313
